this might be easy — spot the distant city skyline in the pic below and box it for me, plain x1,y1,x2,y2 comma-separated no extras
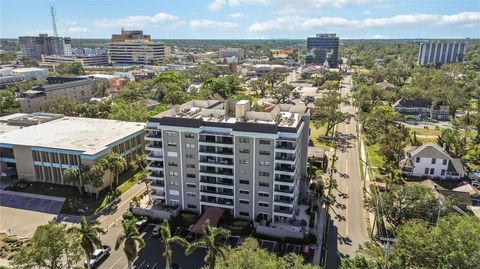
1,0,479,39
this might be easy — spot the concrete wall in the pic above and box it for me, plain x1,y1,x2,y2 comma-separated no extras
13,145,35,181
255,223,307,239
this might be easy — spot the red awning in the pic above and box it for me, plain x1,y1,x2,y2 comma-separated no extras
191,207,225,234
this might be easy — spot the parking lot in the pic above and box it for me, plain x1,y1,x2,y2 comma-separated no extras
0,190,65,238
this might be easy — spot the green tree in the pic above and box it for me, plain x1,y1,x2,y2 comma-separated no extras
12,222,81,269
322,80,340,91
0,90,21,116
186,220,230,269
312,91,351,136
115,218,145,269
109,101,149,122
104,152,127,187
84,163,106,199
215,237,318,269
340,255,376,269
362,104,400,145
159,219,189,269
68,216,106,269
272,83,293,103
63,166,84,195
164,90,190,105
60,62,85,75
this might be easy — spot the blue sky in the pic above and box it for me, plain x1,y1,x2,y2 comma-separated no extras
1,0,479,39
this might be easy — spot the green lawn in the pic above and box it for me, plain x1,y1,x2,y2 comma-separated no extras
309,121,333,150
409,127,442,137
365,143,384,179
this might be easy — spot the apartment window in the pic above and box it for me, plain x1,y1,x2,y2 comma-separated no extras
441,169,446,176
239,137,250,143
259,139,270,145
416,157,420,163
185,133,195,139
442,159,447,165
239,211,249,216
239,189,249,195
239,180,249,185
259,150,270,156
185,154,195,159
424,168,429,175
186,173,196,179
259,171,270,177
239,199,249,205
239,148,250,154
169,190,180,196
239,170,247,174
259,161,270,166
167,132,176,137
169,171,179,176
259,182,269,187
186,164,196,169
239,159,249,164
187,183,196,188
168,162,178,167
259,202,269,208
187,204,197,209
186,144,195,149
431,158,436,164
187,192,197,198
259,192,269,198
167,151,178,157
167,142,177,147
430,168,435,175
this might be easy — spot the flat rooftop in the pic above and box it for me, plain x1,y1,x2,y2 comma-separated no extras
151,100,307,128
0,116,145,155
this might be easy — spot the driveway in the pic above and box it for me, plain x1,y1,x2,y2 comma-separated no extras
0,190,65,238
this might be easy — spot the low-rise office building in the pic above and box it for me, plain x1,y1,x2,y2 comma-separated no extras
108,29,165,65
0,67,48,84
144,100,310,226
18,76,99,113
219,48,244,61
0,113,145,190
41,54,109,68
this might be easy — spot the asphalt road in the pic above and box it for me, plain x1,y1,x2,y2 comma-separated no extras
325,75,369,269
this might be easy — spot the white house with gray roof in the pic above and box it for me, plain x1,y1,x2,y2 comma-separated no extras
401,144,465,180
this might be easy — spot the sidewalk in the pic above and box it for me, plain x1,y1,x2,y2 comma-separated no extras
358,123,375,234
312,203,327,265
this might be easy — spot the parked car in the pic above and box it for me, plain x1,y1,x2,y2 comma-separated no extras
84,245,111,268
136,219,148,232
152,224,161,237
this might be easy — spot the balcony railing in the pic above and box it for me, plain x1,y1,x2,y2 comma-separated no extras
275,175,295,183
150,181,165,188
146,142,162,148
200,197,234,206
199,136,233,145
274,208,293,214
276,143,296,150
199,147,234,155
199,158,234,166
275,165,295,172
200,188,234,196
275,154,296,161
200,177,234,186
274,198,294,204
146,132,162,139
200,168,233,176
274,188,295,194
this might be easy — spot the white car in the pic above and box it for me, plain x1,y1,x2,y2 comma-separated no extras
84,245,111,268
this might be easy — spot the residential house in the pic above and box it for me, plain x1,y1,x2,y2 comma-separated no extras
401,144,465,180
393,98,449,121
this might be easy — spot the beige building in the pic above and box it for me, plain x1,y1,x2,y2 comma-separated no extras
108,29,165,65
0,113,145,191
18,77,101,113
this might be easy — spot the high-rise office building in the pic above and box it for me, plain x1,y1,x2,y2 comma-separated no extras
19,34,71,59
417,41,467,65
144,100,310,223
306,33,339,67
108,29,165,65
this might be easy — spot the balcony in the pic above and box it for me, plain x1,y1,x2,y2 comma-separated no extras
275,164,295,173
274,197,294,207
199,135,233,145
199,156,234,167
273,207,294,217
147,161,164,171
145,131,162,141
274,175,296,186
148,172,164,180
274,186,296,197
275,141,296,150
275,153,296,163
146,153,163,161
200,196,234,209
200,187,234,198
150,181,165,190
199,167,234,177
200,176,234,187
199,146,234,156
150,190,165,200
145,142,162,151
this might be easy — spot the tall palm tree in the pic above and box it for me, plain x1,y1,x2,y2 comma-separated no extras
160,219,188,269
131,153,150,202
68,216,105,269
106,152,127,187
186,220,230,269
115,218,145,269
63,167,82,195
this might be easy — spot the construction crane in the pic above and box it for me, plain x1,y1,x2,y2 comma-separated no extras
50,3,58,37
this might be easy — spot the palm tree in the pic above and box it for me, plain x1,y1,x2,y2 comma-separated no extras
131,153,150,202
186,220,230,269
63,167,82,195
115,218,145,269
160,219,188,269
105,152,127,188
68,216,105,269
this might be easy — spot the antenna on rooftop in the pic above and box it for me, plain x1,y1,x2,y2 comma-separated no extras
50,3,58,37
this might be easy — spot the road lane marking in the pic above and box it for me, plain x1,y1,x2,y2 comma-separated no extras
108,257,122,269
137,260,146,269
152,262,158,269
345,186,349,237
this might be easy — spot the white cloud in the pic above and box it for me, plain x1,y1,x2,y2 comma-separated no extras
371,34,385,39
248,11,480,32
93,12,179,28
208,0,226,11
229,13,248,19
362,10,372,16
190,19,239,30
66,27,89,34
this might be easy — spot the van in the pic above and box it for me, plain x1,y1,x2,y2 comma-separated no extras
152,224,161,237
